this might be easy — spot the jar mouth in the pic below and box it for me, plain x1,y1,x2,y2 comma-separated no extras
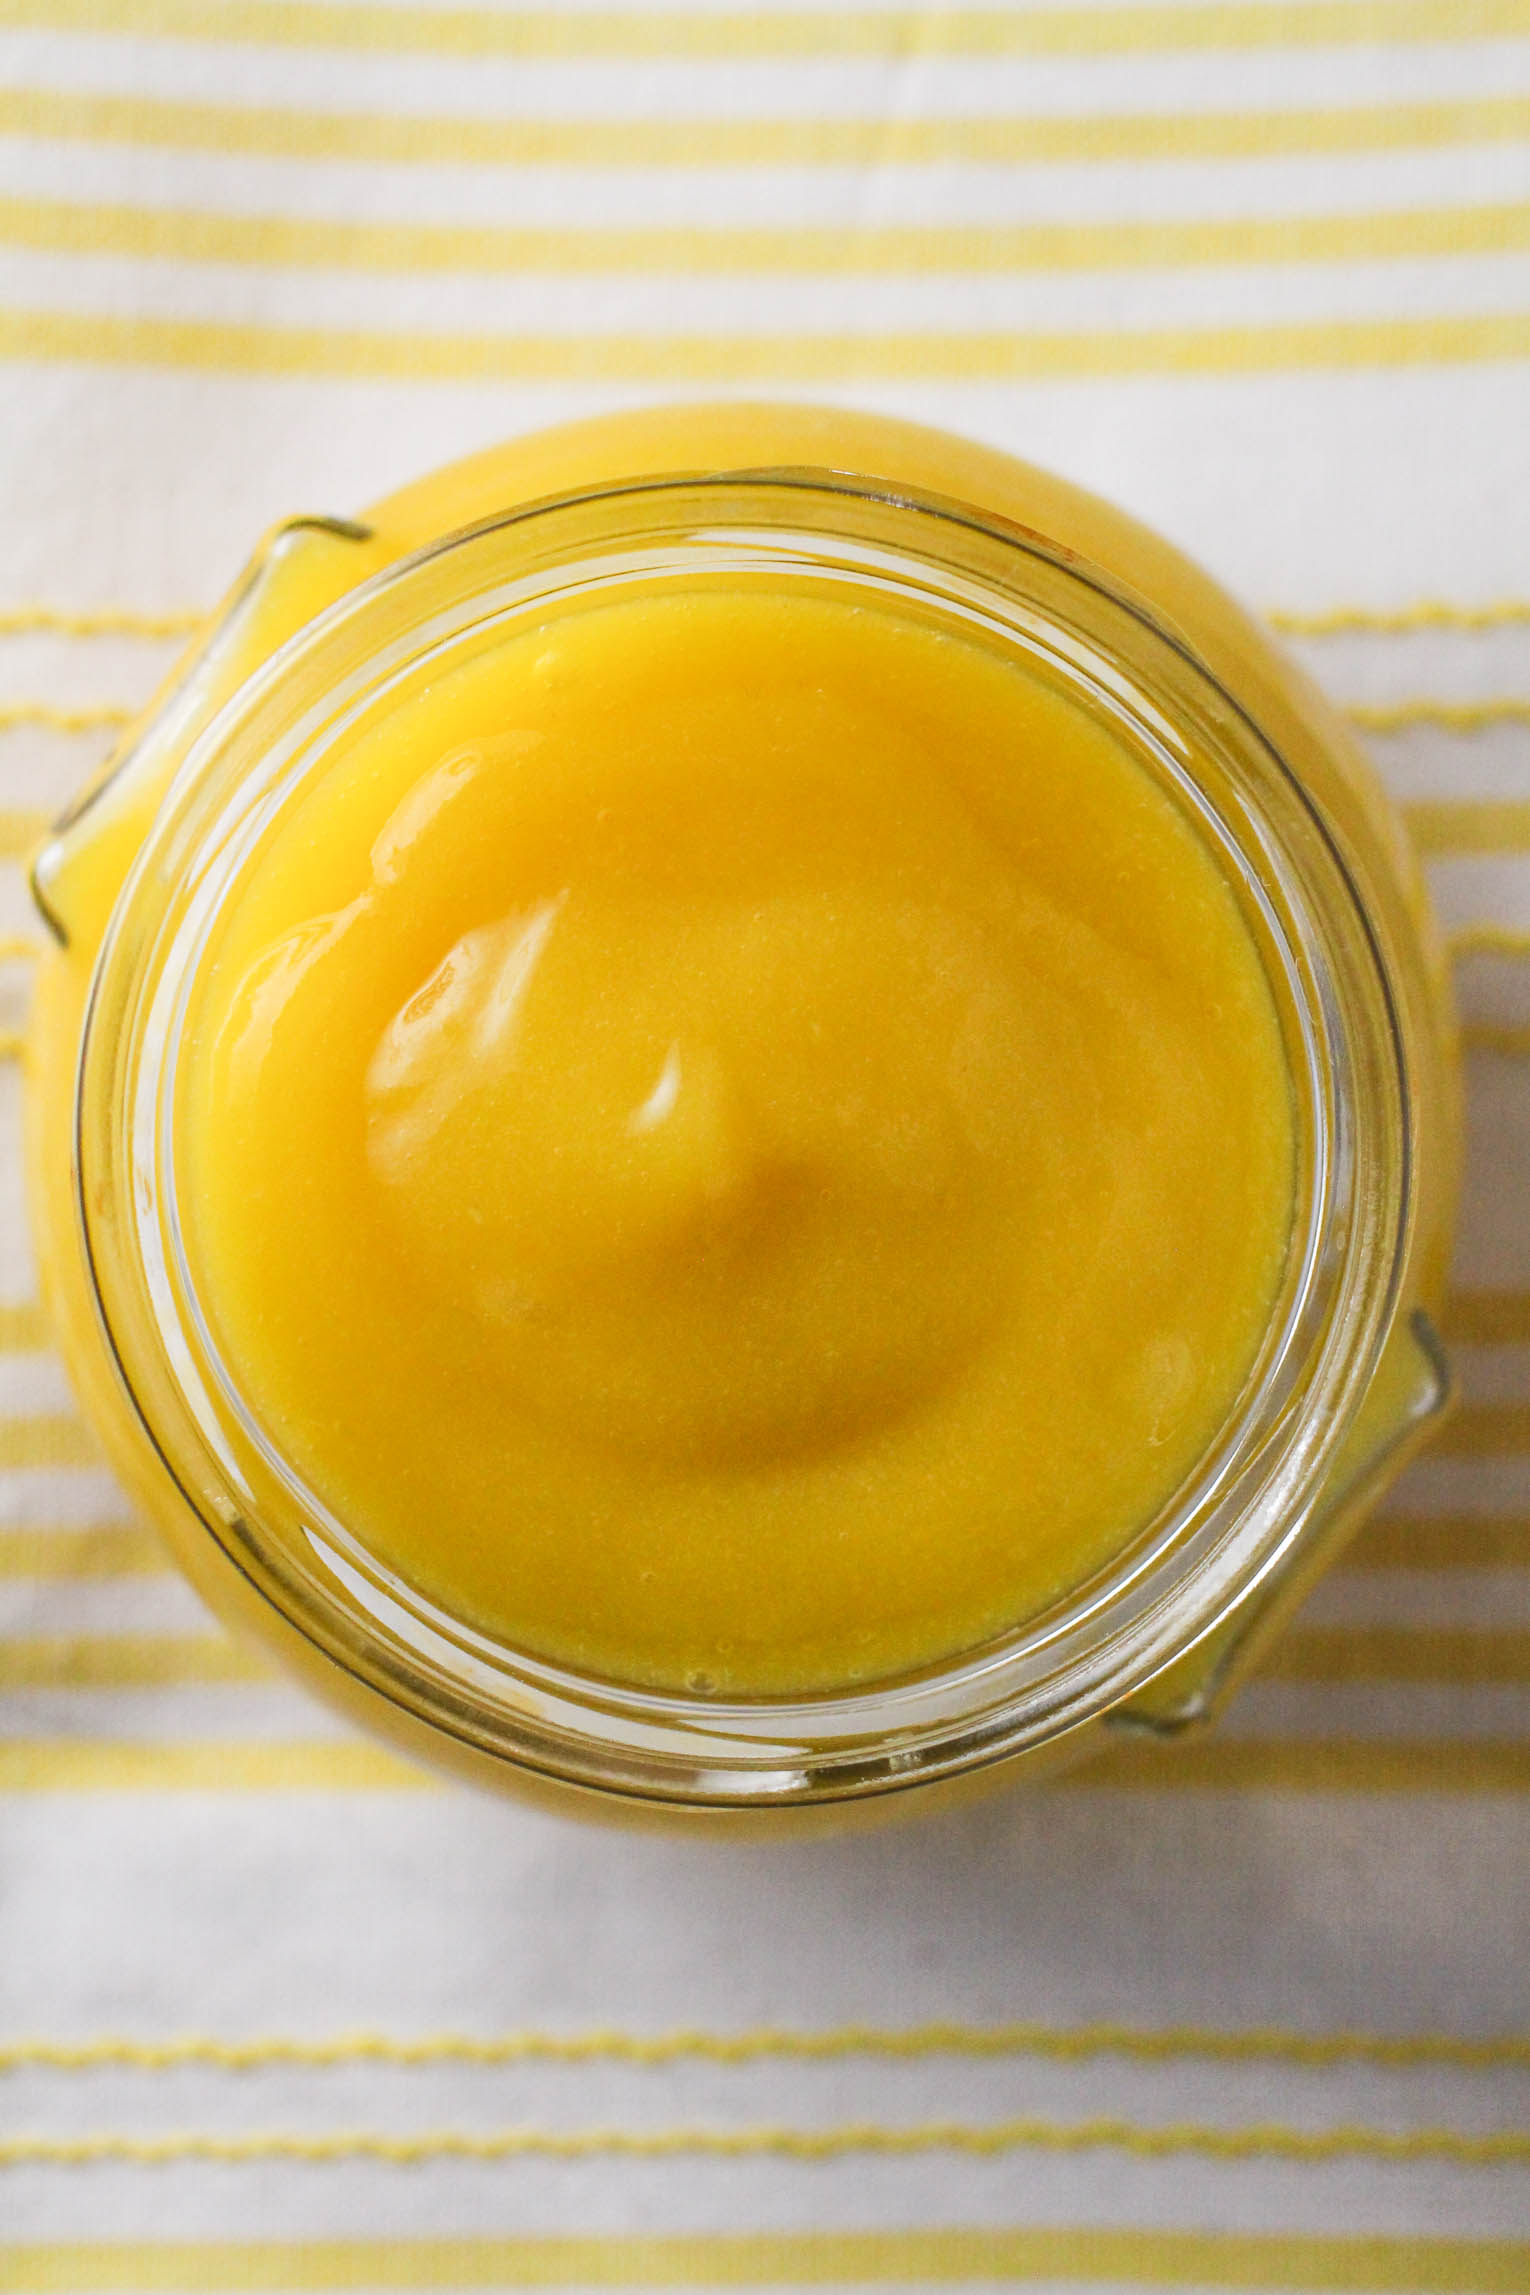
73,470,1413,1808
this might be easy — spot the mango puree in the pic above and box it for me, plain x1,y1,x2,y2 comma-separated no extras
177,580,1295,1696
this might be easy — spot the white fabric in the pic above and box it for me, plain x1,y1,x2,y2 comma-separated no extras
1,2,1529,2281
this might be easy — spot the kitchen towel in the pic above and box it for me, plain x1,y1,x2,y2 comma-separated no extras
1,2,1529,2284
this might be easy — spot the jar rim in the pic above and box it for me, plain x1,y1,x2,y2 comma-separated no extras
70,468,1417,1808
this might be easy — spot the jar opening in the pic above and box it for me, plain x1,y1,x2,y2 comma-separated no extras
73,472,1412,1806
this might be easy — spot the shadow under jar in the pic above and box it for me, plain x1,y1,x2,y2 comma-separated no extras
28,407,1460,1825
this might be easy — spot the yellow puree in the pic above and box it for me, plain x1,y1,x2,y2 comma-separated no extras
178,583,1295,1696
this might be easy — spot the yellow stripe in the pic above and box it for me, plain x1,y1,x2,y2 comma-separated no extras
1265,1626,1530,1682
11,1504,1507,1584
1449,925,1530,960
1405,799,1530,853
1351,1513,1530,1567
1,1736,1528,1792
0,1739,431,1790
0,1300,53,1349
9,0,1530,62
0,1633,264,1689
0,1524,166,1578
13,595,1530,643
1351,697,1530,732
23,688,1530,747
7,86,1530,170
0,806,53,856
6,2020,1525,2076
6,307,1530,387
1443,1291,1530,1344
0,1413,98,1468
1,2231,1527,2295
0,700,131,734
2,2116,1527,2170
24,690,1530,745
16,1624,1530,1694
0,601,196,639
1461,1022,1530,1056
8,191,1530,277
1076,1739,1530,1789
1272,598,1530,634
1436,1403,1530,1455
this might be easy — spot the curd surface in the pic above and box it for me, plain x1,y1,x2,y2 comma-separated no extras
176,579,1296,1696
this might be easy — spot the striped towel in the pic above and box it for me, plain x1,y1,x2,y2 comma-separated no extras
2,1,1530,2285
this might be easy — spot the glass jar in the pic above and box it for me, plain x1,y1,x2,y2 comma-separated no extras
28,406,1460,1822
